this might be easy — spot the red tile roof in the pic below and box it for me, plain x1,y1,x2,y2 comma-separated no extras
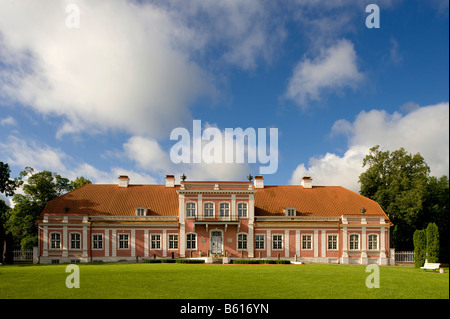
41,184,180,217
254,185,388,218
40,183,388,220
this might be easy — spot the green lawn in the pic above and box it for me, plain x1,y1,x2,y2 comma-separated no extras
0,263,448,299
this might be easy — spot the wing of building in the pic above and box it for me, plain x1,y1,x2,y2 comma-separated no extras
37,175,393,265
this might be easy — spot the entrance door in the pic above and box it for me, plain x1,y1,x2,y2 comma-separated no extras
210,231,223,254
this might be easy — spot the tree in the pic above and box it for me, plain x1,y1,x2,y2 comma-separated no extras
0,199,9,263
413,229,426,268
4,168,91,250
0,162,23,196
422,176,449,262
426,223,439,263
69,176,92,191
0,162,21,263
359,146,430,250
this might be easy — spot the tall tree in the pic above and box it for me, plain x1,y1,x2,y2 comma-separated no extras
69,176,92,191
0,199,10,263
0,162,22,196
5,168,91,250
422,176,449,262
0,162,22,263
426,222,440,263
359,146,430,250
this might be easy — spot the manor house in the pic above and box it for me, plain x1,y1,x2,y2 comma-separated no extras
37,175,393,265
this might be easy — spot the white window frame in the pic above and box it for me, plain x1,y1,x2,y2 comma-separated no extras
168,234,178,250
255,234,265,250
50,232,61,249
302,234,312,250
92,233,103,250
285,207,296,217
203,202,214,218
327,234,338,251
237,202,248,218
118,233,130,250
368,233,379,250
70,232,81,250
151,234,161,250
272,234,283,250
237,233,248,250
219,202,230,218
186,233,197,250
135,207,147,216
186,202,196,218
349,233,360,250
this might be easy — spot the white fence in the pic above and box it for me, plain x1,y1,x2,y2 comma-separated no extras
395,251,414,263
13,249,33,262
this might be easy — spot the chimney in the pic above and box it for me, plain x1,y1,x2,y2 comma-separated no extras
165,174,175,187
301,176,312,189
254,175,264,189
118,175,130,188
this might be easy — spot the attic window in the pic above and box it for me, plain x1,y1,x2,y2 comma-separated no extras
136,207,147,216
285,207,296,217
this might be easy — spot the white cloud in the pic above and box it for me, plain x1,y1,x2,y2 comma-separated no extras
290,102,450,192
123,136,171,172
122,125,251,182
163,0,285,70
0,116,16,126
0,0,215,138
0,0,287,139
0,135,160,186
0,136,68,173
285,39,364,107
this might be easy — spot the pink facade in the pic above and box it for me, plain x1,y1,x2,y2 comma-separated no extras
37,176,393,265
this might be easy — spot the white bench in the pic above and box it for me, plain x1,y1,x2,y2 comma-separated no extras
420,260,441,271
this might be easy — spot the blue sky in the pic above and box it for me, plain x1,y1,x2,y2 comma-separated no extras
0,0,448,202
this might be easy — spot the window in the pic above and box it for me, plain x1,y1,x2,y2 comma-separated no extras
327,234,338,250
118,234,129,249
186,202,196,218
169,234,178,250
186,233,196,250
151,234,161,250
302,234,312,250
237,203,247,218
255,234,265,250
92,234,103,250
136,207,146,216
204,202,214,218
70,233,81,249
272,234,283,250
368,234,378,250
50,233,61,249
285,207,296,216
349,234,359,250
237,233,247,250
219,202,230,218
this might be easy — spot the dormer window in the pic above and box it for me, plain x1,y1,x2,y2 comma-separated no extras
135,207,147,216
285,207,296,216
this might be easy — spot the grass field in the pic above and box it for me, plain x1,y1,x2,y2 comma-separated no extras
0,263,448,299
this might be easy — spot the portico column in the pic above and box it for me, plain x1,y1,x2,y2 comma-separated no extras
361,226,368,265
179,194,186,257
248,224,254,258
342,226,348,264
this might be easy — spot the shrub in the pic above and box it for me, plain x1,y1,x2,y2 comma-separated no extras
175,259,204,264
413,229,426,268
426,223,440,263
230,259,290,264
143,258,204,264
